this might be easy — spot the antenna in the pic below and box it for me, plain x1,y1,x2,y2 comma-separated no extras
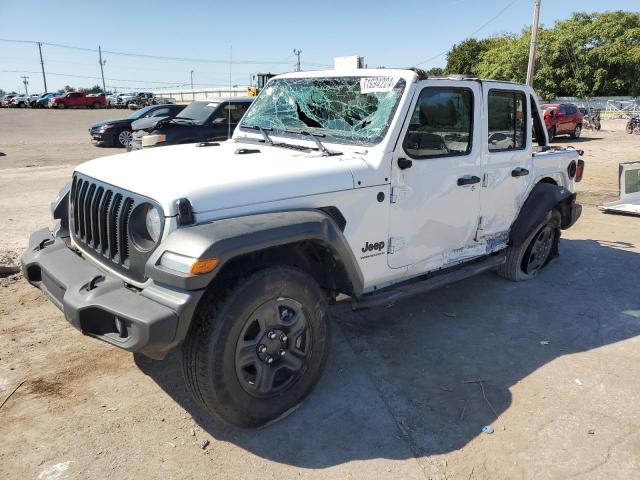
228,45,232,140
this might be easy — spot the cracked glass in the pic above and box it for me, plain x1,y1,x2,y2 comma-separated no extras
240,76,406,146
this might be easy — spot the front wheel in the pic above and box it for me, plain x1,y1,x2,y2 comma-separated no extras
182,266,330,428
497,210,560,282
57,102,66,109
117,129,133,147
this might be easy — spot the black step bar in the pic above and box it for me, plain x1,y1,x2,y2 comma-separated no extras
351,253,506,310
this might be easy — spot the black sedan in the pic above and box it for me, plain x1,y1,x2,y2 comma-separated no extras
89,104,186,148
129,97,253,150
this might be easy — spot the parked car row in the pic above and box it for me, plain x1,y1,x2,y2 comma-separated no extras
89,97,254,149
0,91,172,109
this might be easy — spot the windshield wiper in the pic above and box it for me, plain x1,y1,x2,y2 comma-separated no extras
284,130,341,157
243,124,273,145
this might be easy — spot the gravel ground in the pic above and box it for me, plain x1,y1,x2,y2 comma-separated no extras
0,109,639,480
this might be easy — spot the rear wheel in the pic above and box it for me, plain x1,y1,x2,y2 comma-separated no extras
497,210,560,282
182,266,330,428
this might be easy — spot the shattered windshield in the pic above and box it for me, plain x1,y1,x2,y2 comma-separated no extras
240,76,406,146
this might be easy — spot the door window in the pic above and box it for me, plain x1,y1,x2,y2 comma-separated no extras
488,90,526,152
403,87,473,158
150,107,170,117
211,103,250,124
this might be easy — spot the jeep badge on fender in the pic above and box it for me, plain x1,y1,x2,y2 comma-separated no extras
362,241,386,253
22,68,582,428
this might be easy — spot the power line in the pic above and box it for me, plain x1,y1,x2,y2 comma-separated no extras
0,38,329,67
413,0,521,66
0,69,187,85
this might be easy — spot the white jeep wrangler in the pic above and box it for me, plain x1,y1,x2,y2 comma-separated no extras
22,69,583,427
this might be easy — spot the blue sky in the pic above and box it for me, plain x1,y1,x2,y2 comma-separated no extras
1,0,638,93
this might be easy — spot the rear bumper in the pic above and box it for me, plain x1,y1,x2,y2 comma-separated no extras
21,228,203,359
562,201,582,229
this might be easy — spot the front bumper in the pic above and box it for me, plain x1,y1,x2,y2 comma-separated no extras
21,228,203,359
89,128,115,145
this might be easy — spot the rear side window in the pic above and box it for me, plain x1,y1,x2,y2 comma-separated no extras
403,87,473,158
488,90,526,152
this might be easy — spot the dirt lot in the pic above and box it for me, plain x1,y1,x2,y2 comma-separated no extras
1,109,639,480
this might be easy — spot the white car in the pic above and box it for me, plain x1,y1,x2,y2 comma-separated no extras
22,68,583,428
11,94,30,107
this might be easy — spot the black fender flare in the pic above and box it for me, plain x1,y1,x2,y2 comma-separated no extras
509,182,577,247
146,209,364,295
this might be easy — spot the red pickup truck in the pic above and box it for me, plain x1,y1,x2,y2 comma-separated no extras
541,103,583,140
48,92,106,109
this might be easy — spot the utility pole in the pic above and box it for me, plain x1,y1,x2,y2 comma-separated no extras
37,42,48,92
20,76,29,96
293,49,302,72
98,45,107,93
526,0,541,86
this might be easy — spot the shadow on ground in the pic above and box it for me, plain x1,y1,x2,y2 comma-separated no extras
551,135,602,143
135,238,640,468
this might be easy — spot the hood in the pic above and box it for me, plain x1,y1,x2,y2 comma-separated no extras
131,116,168,131
90,118,132,129
75,141,364,216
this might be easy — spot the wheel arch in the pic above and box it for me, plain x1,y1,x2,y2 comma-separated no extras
146,209,364,298
510,182,577,247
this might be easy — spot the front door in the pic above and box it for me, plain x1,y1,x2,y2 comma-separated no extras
388,81,482,271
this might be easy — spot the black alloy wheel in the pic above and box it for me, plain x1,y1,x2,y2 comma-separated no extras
234,298,311,397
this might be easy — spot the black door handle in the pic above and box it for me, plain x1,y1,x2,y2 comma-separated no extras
512,167,530,177
397,157,412,170
457,175,481,186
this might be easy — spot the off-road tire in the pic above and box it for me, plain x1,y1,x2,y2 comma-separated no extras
497,210,561,282
182,266,330,428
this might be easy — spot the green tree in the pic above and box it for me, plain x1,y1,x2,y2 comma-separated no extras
445,11,640,98
80,84,102,94
425,67,444,77
445,36,511,75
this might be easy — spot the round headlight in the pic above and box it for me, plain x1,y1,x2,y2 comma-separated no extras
145,206,161,242
129,203,162,251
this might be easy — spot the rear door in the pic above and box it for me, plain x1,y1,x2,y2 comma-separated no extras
388,80,482,271
478,84,533,238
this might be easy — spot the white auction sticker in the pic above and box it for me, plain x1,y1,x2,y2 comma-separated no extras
360,77,396,93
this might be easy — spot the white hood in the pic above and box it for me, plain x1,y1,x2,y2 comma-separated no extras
75,141,362,216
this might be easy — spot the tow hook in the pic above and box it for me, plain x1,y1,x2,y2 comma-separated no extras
85,275,105,292
37,238,54,251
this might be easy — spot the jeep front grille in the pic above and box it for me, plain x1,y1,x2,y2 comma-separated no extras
69,173,160,282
